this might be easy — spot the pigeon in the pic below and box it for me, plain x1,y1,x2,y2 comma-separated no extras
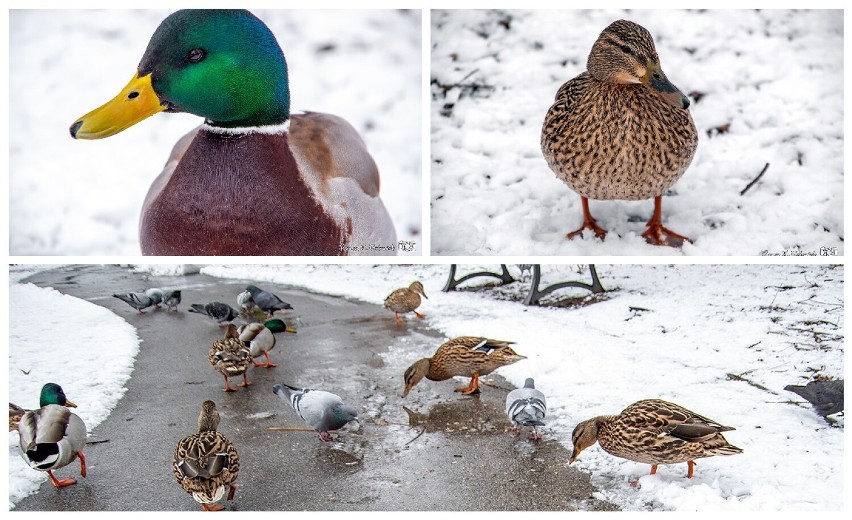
145,288,165,307
272,383,358,442
113,291,158,314
785,379,844,417
188,302,240,327
245,285,293,319
237,319,296,369
163,290,182,312
236,290,256,317
505,378,547,441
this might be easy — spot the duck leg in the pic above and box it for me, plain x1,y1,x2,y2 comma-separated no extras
227,483,238,501
252,352,278,368
567,197,607,240
394,312,403,325
77,451,87,478
641,196,691,247
686,460,696,478
201,502,225,511
46,470,77,488
414,311,426,319
649,464,658,475
237,372,252,388
222,375,238,392
455,373,481,395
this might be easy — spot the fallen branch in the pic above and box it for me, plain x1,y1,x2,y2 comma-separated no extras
726,372,777,394
740,162,770,196
404,426,426,446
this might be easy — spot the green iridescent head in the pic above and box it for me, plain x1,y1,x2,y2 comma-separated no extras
39,383,76,408
71,9,290,139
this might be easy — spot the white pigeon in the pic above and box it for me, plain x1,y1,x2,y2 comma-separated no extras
272,383,358,442
505,378,547,441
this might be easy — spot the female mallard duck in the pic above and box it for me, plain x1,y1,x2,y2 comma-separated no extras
237,319,297,369
208,325,253,392
570,399,742,478
384,281,428,324
10,403,27,431
402,337,526,397
173,401,239,511
70,9,396,256
541,20,697,247
17,383,87,488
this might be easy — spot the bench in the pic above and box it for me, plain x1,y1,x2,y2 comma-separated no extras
442,264,605,305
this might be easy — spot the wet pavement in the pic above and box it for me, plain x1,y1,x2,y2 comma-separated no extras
14,265,617,511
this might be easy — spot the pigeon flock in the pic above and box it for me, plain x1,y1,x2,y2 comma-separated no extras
13,278,844,511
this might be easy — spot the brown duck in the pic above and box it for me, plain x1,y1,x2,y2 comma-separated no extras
384,281,428,324
173,400,239,511
541,20,697,246
570,399,742,478
208,325,253,392
402,336,526,397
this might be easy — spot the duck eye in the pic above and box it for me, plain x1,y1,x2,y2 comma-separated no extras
653,72,662,80
187,48,206,63
620,44,631,53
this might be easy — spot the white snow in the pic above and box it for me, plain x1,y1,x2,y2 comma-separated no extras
430,10,843,256
7,283,141,508
9,9,421,255
199,263,844,511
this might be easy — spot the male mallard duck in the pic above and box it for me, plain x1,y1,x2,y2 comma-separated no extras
541,20,697,247
173,400,239,511
70,9,396,256
17,383,87,488
237,319,297,369
570,399,742,478
402,337,526,397
208,325,253,392
384,281,428,324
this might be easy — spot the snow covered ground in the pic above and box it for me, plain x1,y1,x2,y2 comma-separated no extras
431,10,844,256
7,280,141,508
8,9,422,255
8,264,840,511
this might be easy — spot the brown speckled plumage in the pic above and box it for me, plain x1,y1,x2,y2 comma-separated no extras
384,281,428,323
403,336,526,397
208,325,252,391
541,20,697,245
173,401,239,510
570,399,742,478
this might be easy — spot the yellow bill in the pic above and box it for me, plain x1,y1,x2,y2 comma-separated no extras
70,72,166,139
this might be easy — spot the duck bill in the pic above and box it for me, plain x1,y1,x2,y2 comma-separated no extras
284,325,297,334
70,72,166,139
643,65,690,110
402,383,414,398
64,399,78,408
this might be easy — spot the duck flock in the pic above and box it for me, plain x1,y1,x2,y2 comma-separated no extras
11,278,844,510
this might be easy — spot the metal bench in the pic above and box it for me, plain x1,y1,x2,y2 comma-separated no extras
442,264,605,305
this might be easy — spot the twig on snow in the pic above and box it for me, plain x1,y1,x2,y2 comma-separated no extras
740,162,770,196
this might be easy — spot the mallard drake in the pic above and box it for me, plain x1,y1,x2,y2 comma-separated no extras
541,20,697,247
70,9,396,256
17,383,87,488
208,325,252,392
272,383,358,442
570,399,742,478
173,400,239,511
237,319,297,369
402,337,526,397
384,281,428,324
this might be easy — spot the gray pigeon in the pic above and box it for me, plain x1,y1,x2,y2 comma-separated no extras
246,285,293,318
236,290,256,317
113,291,158,314
272,383,358,442
505,378,547,441
145,288,165,306
162,290,182,312
188,302,240,327
785,379,844,417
